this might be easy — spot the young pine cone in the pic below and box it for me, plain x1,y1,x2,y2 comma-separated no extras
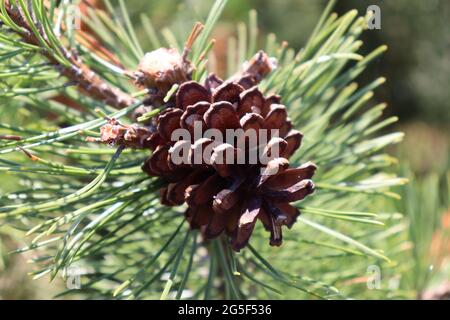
142,77,316,251
134,48,193,108
132,50,276,119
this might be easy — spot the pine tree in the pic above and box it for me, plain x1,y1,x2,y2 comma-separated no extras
0,0,407,299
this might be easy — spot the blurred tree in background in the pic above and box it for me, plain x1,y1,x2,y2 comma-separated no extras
336,0,450,125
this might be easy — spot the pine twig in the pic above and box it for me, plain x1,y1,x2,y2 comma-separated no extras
4,0,135,108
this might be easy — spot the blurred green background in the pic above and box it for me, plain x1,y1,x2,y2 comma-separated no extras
1,0,449,299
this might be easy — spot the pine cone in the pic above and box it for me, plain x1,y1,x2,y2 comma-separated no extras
142,77,316,251
134,48,193,108
228,50,278,89
97,119,153,149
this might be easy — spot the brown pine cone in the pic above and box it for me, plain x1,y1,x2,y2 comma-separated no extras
142,78,316,251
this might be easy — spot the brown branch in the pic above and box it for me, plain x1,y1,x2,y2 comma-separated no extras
4,0,135,109
0,134,22,141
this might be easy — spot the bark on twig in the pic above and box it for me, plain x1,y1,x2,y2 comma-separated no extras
4,0,135,109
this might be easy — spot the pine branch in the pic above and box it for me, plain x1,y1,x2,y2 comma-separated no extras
2,0,134,108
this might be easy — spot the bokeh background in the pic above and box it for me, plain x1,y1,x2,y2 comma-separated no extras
1,0,449,299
